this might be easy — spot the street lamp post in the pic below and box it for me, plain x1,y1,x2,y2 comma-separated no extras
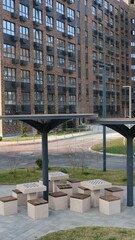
122,86,132,118
96,62,111,171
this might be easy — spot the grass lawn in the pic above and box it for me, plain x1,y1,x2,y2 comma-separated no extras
91,138,135,155
38,226,135,240
0,167,128,185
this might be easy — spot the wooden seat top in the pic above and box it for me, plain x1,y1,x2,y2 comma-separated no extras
0,196,17,202
71,193,90,200
100,195,120,202
49,191,67,197
105,187,123,192
28,198,48,206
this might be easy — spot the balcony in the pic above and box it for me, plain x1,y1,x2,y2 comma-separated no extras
58,86,67,94
12,58,20,64
20,38,29,44
58,105,67,113
69,105,76,113
20,60,28,66
21,82,30,91
34,105,44,113
62,14,67,20
34,42,43,49
46,45,53,51
34,83,43,91
20,16,27,22
47,65,53,70
21,105,31,114
62,32,68,37
11,35,19,42
5,81,19,91
46,25,53,31
33,0,41,6
11,12,19,19
47,85,54,93
48,105,55,114
68,34,74,39
5,105,21,115
34,63,41,68
46,6,52,12
69,87,76,94
33,21,41,26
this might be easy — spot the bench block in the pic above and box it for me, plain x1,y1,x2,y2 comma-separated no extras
105,187,124,203
99,195,121,215
27,198,48,220
78,186,91,195
49,191,68,210
67,179,81,194
12,189,27,206
70,193,90,213
57,184,73,201
0,196,18,216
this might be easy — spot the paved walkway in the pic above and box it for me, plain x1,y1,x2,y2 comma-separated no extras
1,185,135,240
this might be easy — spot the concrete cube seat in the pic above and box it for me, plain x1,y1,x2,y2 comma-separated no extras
27,198,48,220
67,179,81,194
78,186,91,195
0,195,18,216
99,195,121,215
70,193,90,213
12,189,27,206
49,191,68,210
57,184,73,200
105,186,124,203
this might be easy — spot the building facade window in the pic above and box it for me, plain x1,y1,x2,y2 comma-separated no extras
68,42,75,52
21,92,30,105
57,38,65,50
58,76,66,85
47,74,54,84
34,50,43,64
57,57,65,67
69,95,75,104
34,71,43,84
46,16,53,28
20,4,29,18
68,60,75,70
33,29,42,44
3,0,14,12
58,95,66,104
5,92,16,104
21,70,30,83
56,20,64,32
47,55,54,65
34,92,43,104
67,8,75,20
68,25,75,36
3,44,15,58
69,77,76,86
20,48,30,61
4,67,16,81
92,6,96,15
46,0,53,7
3,20,15,35
33,8,42,24
20,26,29,39
46,35,54,46
56,2,64,14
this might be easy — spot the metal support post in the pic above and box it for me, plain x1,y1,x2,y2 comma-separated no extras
127,134,133,206
42,128,48,201
102,67,106,171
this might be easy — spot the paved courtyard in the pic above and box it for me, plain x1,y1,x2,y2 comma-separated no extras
0,185,135,240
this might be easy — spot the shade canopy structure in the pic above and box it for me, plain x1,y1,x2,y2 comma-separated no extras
96,118,135,207
0,114,98,200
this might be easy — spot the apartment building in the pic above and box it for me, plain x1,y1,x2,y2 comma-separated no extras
0,0,132,136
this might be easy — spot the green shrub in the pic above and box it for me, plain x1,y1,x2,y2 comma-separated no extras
36,158,42,169
0,136,2,141
59,168,68,173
